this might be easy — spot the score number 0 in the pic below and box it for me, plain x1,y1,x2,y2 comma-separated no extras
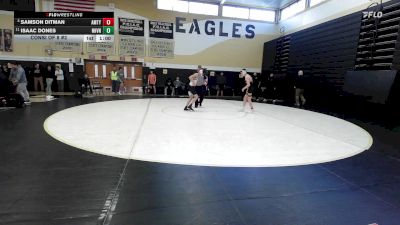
102,18,114,34
102,18,114,26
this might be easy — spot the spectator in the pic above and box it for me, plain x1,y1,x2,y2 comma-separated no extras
263,73,276,102
253,73,262,101
164,78,174,96
0,68,8,97
24,65,32,90
147,70,157,94
9,62,30,104
294,70,307,107
44,65,55,97
55,65,64,92
68,72,80,96
79,71,93,95
33,63,44,92
118,67,125,95
2,64,13,94
110,66,119,94
235,71,246,96
173,76,183,96
2,64,10,78
216,72,226,96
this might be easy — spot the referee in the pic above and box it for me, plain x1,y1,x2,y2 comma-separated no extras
195,65,208,108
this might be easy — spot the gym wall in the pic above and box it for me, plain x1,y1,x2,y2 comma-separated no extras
260,0,396,101
0,0,279,72
0,0,392,73
280,0,393,35
262,11,362,105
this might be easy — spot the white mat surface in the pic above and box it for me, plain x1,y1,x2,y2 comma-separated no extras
44,99,373,167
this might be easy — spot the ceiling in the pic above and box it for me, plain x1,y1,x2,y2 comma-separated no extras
198,0,298,9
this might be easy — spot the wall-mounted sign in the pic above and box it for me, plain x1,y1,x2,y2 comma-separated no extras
119,36,145,57
0,29,3,51
149,20,174,39
87,42,114,54
3,29,13,52
119,18,145,36
52,41,81,52
149,20,174,58
149,38,174,58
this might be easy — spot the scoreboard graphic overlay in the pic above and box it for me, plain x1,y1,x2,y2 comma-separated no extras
14,12,114,42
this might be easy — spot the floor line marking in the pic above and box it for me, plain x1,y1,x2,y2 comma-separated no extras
213,170,249,225
226,100,372,150
98,99,152,225
318,164,399,209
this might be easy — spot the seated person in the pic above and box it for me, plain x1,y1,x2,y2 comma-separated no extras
79,72,93,94
173,76,183,96
0,69,9,97
164,78,174,96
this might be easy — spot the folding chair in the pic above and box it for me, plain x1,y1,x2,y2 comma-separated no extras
91,79,104,95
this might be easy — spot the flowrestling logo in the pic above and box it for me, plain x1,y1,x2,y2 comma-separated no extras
362,11,383,19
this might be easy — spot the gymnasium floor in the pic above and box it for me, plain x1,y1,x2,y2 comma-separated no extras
1,95,400,225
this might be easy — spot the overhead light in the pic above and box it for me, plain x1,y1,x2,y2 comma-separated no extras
220,0,226,4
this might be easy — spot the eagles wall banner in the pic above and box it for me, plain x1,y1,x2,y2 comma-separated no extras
52,41,81,52
118,18,145,36
119,36,145,56
86,42,115,54
149,20,174,39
